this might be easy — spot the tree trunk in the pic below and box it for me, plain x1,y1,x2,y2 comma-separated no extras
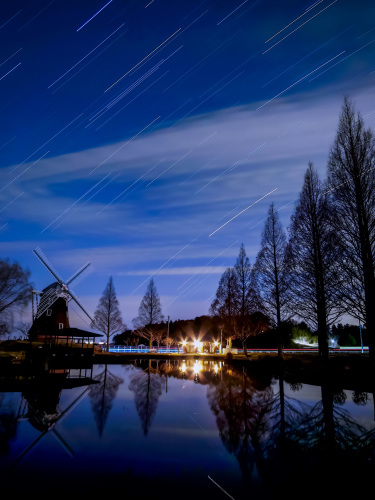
242,339,248,356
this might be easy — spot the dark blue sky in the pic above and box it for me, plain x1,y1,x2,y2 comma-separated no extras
0,0,374,329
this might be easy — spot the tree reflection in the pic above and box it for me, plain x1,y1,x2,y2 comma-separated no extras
255,366,375,497
207,365,274,483
129,359,162,436
206,360,375,497
89,364,124,436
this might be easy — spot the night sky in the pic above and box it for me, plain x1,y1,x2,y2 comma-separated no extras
0,0,374,330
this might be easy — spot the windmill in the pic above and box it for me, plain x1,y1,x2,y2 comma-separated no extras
29,247,93,337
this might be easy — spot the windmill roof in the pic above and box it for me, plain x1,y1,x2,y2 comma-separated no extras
42,281,60,293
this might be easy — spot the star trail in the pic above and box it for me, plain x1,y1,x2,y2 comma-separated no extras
0,0,374,328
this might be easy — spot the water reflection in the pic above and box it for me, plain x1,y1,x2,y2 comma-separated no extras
207,365,274,485
0,365,98,464
89,364,123,436
129,359,162,435
1,357,375,497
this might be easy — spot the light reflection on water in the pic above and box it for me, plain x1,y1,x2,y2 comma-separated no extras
0,358,375,498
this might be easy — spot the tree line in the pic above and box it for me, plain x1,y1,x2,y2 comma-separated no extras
100,97,375,359
211,96,375,360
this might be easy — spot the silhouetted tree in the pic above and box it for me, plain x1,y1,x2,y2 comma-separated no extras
91,277,125,351
113,329,139,346
89,365,124,436
129,360,162,435
210,267,239,348
254,203,291,356
133,278,164,349
288,163,343,359
327,97,375,361
0,258,31,336
211,247,268,354
233,244,263,355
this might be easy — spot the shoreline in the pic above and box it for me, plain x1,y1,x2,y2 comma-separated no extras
93,350,375,393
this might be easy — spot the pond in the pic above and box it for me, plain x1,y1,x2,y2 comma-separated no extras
0,357,374,499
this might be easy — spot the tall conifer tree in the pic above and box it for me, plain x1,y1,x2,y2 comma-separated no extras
289,163,343,358
328,97,375,361
91,277,125,351
254,203,291,356
133,278,164,349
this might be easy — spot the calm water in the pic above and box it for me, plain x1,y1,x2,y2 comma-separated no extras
1,357,375,499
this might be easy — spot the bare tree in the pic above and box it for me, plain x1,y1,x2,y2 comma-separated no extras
211,247,264,354
133,278,164,349
288,163,343,359
91,277,125,351
254,203,291,356
234,244,262,356
327,97,375,360
210,267,239,348
0,258,31,336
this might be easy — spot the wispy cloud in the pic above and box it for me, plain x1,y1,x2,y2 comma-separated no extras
2,82,373,322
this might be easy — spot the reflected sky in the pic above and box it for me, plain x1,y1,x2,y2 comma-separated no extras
0,359,375,497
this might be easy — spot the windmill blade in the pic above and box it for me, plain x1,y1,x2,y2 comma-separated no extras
35,287,60,318
66,262,91,286
33,247,64,284
14,385,91,465
67,289,93,323
52,428,74,457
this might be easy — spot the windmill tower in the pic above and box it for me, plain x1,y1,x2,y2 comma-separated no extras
29,247,93,339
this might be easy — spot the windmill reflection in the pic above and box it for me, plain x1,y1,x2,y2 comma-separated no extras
2,366,99,464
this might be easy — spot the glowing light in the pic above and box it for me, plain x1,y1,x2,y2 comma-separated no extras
193,360,202,374
181,362,186,372
182,340,187,346
214,364,218,374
